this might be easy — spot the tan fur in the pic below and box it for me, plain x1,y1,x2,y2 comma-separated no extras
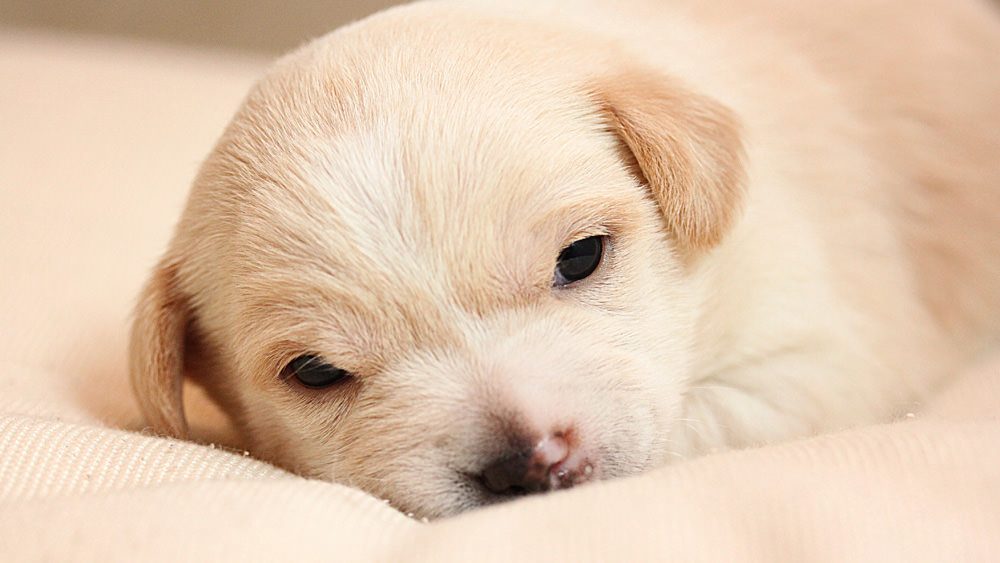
130,261,189,438
130,0,1000,518
595,70,747,252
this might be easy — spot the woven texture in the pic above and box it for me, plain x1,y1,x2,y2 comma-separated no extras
1,28,998,562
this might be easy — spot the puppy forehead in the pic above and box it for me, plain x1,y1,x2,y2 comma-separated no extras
231,55,632,290
232,109,632,315
205,11,654,354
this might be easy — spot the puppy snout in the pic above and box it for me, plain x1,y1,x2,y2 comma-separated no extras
479,433,593,495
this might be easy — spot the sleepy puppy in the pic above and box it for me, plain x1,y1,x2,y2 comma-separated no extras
129,0,1000,518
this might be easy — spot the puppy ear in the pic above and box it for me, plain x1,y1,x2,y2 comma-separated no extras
129,260,190,438
594,70,747,252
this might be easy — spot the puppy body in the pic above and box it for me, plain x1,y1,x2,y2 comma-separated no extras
131,0,1000,517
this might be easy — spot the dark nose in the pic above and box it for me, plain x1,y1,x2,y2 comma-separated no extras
479,433,593,495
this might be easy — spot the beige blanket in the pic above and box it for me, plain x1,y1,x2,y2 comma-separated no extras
2,29,998,561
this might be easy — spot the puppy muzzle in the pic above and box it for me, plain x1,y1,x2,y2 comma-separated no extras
479,431,595,495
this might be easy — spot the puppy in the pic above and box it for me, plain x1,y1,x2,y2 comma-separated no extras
129,0,1000,518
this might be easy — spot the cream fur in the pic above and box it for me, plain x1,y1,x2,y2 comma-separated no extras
130,0,1000,518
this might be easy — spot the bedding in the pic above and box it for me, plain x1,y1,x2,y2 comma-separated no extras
1,28,998,561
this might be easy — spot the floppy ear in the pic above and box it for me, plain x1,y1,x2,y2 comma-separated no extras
594,70,747,252
129,259,190,438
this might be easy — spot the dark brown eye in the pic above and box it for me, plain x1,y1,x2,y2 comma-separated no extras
284,354,350,389
554,236,604,287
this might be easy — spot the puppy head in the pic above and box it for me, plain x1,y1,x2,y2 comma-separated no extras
130,7,745,518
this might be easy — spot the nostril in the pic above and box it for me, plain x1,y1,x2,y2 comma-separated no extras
480,449,534,495
521,434,569,490
479,433,591,496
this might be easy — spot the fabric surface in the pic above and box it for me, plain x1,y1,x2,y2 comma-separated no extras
1,28,998,562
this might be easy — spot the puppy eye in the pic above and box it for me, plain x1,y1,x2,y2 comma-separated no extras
284,354,350,389
554,235,604,287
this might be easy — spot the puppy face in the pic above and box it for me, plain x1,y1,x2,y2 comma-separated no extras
130,7,744,518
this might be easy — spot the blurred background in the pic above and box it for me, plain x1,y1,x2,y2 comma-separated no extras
1,0,406,54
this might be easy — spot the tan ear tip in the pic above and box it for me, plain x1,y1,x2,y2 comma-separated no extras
151,416,189,440
129,366,191,439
